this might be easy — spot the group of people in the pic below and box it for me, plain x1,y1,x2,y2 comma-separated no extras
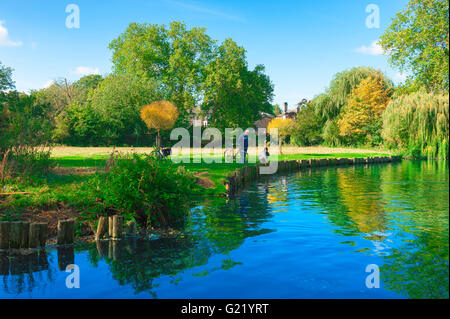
234,129,270,164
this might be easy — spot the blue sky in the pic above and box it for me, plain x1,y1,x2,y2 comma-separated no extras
0,0,408,109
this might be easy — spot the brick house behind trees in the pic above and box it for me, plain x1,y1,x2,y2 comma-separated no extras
254,99,310,130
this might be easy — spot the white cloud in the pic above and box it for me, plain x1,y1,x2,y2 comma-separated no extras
41,80,55,89
0,20,22,47
73,66,100,76
355,40,385,56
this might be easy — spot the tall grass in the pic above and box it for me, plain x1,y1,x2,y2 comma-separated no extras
382,90,449,159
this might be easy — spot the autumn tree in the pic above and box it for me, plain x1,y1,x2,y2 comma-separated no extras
140,101,179,148
267,117,295,154
338,74,393,146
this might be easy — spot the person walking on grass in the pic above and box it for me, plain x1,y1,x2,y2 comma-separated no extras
237,129,250,163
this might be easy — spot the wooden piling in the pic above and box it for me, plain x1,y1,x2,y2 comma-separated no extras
57,219,74,245
28,223,40,249
95,216,108,240
108,216,114,237
112,215,123,239
0,221,10,251
9,221,22,249
20,222,30,248
38,223,48,247
125,221,137,237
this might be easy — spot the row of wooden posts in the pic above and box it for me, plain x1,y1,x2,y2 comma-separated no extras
95,216,137,240
225,155,403,194
0,219,77,251
0,216,137,252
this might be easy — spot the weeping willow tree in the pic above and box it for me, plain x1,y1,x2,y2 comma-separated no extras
311,66,392,146
314,66,391,121
382,90,449,159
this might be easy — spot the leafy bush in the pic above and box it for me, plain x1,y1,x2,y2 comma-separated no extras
291,104,324,146
382,90,449,159
322,119,341,146
88,152,196,228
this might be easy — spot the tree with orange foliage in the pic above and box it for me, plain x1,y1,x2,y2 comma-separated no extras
140,101,179,147
338,74,392,145
267,117,295,154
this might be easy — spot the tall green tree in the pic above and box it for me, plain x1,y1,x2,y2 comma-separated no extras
379,0,449,91
88,74,165,145
203,39,273,130
109,21,214,118
0,61,14,92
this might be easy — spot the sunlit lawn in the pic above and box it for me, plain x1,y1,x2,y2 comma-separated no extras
1,146,390,214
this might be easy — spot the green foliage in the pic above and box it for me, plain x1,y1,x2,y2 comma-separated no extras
315,67,389,121
322,119,341,146
0,61,14,91
109,22,273,132
1,146,54,185
379,0,449,91
109,21,214,115
88,74,165,145
0,91,51,152
88,153,197,228
382,90,449,159
291,104,324,146
338,74,393,146
272,104,282,116
203,39,274,129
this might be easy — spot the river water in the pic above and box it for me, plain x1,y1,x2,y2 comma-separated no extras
0,160,448,299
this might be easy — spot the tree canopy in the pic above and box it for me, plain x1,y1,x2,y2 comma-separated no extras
379,0,449,91
0,61,14,92
140,101,179,147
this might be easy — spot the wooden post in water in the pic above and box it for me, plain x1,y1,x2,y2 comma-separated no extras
125,221,137,237
108,216,114,237
112,215,123,239
96,217,108,240
20,222,30,248
28,223,40,249
9,221,22,249
0,221,10,251
38,223,48,248
57,219,74,245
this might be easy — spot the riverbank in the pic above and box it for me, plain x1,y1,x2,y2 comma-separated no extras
0,146,391,238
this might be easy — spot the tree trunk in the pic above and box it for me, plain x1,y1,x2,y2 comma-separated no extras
156,129,161,148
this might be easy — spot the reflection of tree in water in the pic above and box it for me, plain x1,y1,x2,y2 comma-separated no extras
381,232,449,298
286,161,448,299
85,187,274,296
378,160,449,298
0,250,57,296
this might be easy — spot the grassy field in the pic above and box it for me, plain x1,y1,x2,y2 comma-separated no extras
51,146,389,194
0,146,390,231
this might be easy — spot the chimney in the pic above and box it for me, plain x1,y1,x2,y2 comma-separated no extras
284,102,288,113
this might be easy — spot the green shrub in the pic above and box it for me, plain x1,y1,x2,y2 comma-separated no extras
291,103,324,146
322,119,341,146
88,152,196,228
1,146,54,185
382,90,449,159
